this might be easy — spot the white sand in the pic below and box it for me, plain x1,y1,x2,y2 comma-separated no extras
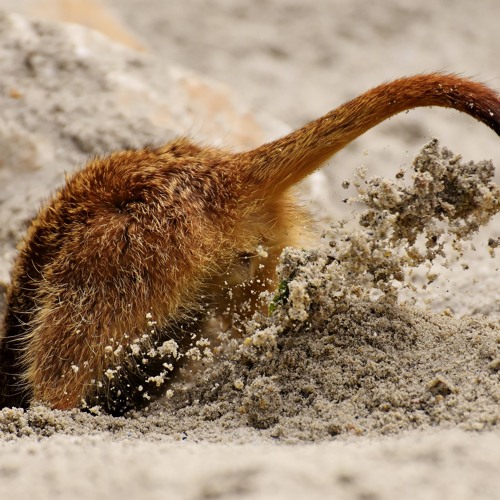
0,1,498,499
1,430,499,500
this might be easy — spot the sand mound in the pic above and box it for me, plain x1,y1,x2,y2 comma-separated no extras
1,140,498,443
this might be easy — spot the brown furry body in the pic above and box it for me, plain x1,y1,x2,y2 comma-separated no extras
0,74,499,414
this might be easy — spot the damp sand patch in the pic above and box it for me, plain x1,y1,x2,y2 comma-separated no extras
0,140,498,442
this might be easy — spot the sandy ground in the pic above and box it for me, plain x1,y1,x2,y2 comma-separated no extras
0,1,498,499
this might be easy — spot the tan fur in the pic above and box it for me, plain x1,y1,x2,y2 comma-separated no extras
0,73,499,413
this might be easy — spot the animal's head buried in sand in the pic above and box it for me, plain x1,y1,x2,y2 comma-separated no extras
0,73,499,415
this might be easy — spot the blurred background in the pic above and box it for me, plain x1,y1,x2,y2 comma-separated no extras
3,0,500,172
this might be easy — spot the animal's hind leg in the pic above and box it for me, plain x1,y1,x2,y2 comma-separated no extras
89,311,208,416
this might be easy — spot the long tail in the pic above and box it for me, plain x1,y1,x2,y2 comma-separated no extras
236,73,500,198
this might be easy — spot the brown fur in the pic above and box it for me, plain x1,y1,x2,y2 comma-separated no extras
0,73,499,414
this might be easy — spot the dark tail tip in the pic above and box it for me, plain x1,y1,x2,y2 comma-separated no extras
443,75,500,136
478,93,500,136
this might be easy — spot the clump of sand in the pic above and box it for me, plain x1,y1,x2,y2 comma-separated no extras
153,139,499,440
1,140,498,443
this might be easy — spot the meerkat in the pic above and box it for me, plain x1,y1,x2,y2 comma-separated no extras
0,73,499,415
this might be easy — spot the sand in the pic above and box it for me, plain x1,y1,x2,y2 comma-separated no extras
0,1,498,499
